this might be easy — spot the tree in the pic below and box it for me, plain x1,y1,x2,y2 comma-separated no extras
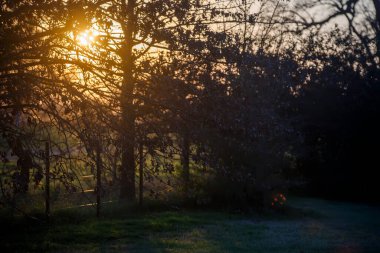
68,0,270,201
0,0,113,207
0,0,69,194
292,29,380,201
285,0,379,68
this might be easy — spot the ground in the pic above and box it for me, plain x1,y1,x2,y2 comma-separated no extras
1,197,379,253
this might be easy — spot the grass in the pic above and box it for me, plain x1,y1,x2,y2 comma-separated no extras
0,197,379,253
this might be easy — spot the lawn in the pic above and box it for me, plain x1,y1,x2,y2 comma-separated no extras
1,197,379,253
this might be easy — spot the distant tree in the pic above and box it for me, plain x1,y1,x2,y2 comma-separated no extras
292,29,380,201
275,0,380,202
286,0,379,67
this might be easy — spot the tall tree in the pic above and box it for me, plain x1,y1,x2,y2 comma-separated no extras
74,0,261,201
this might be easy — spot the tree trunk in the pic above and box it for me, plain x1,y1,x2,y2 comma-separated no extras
139,142,144,207
96,143,102,217
13,138,31,193
181,131,190,196
45,141,50,221
119,0,136,201
112,153,117,184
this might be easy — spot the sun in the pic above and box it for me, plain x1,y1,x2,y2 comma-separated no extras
77,30,98,46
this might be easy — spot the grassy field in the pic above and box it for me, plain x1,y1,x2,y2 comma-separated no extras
1,197,379,253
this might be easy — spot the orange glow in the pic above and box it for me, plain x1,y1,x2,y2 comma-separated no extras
77,30,98,46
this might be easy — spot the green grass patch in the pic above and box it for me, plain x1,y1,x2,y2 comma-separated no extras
0,197,379,252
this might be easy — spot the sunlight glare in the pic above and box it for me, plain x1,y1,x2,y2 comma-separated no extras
77,30,98,46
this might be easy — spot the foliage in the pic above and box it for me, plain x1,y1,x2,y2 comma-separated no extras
1,0,380,217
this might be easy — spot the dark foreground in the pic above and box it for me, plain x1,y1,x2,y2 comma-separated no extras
1,197,379,253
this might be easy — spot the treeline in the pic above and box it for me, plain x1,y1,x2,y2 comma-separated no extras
0,0,379,211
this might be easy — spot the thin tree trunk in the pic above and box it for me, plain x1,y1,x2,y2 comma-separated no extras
112,156,117,184
13,138,31,193
45,141,50,221
96,143,102,218
139,142,144,207
120,0,136,201
181,131,190,196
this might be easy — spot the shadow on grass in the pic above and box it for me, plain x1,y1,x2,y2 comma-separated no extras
0,199,317,253
0,201,233,252
1,197,379,252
